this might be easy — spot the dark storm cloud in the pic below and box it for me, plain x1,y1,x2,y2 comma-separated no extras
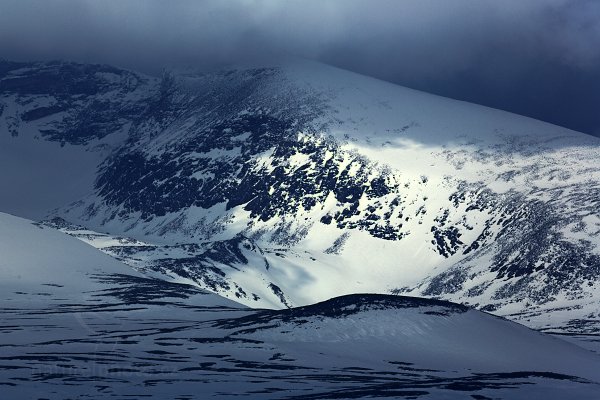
1,0,599,135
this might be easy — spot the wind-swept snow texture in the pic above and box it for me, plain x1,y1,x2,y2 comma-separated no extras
2,59,600,333
1,213,600,399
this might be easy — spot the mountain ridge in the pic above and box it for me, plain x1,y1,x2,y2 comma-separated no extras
1,58,600,332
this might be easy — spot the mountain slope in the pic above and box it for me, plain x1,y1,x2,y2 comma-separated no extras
2,212,600,399
0,60,155,218
2,59,600,331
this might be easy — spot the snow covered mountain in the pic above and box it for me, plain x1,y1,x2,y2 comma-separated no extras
2,212,600,399
2,59,600,333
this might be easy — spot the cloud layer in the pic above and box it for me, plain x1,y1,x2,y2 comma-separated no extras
1,0,599,134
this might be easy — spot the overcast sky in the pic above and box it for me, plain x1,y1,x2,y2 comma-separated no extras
1,0,599,135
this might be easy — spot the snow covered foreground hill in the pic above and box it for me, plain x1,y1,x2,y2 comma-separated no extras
2,212,600,399
1,59,600,333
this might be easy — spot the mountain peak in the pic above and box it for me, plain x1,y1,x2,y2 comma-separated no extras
1,59,600,333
